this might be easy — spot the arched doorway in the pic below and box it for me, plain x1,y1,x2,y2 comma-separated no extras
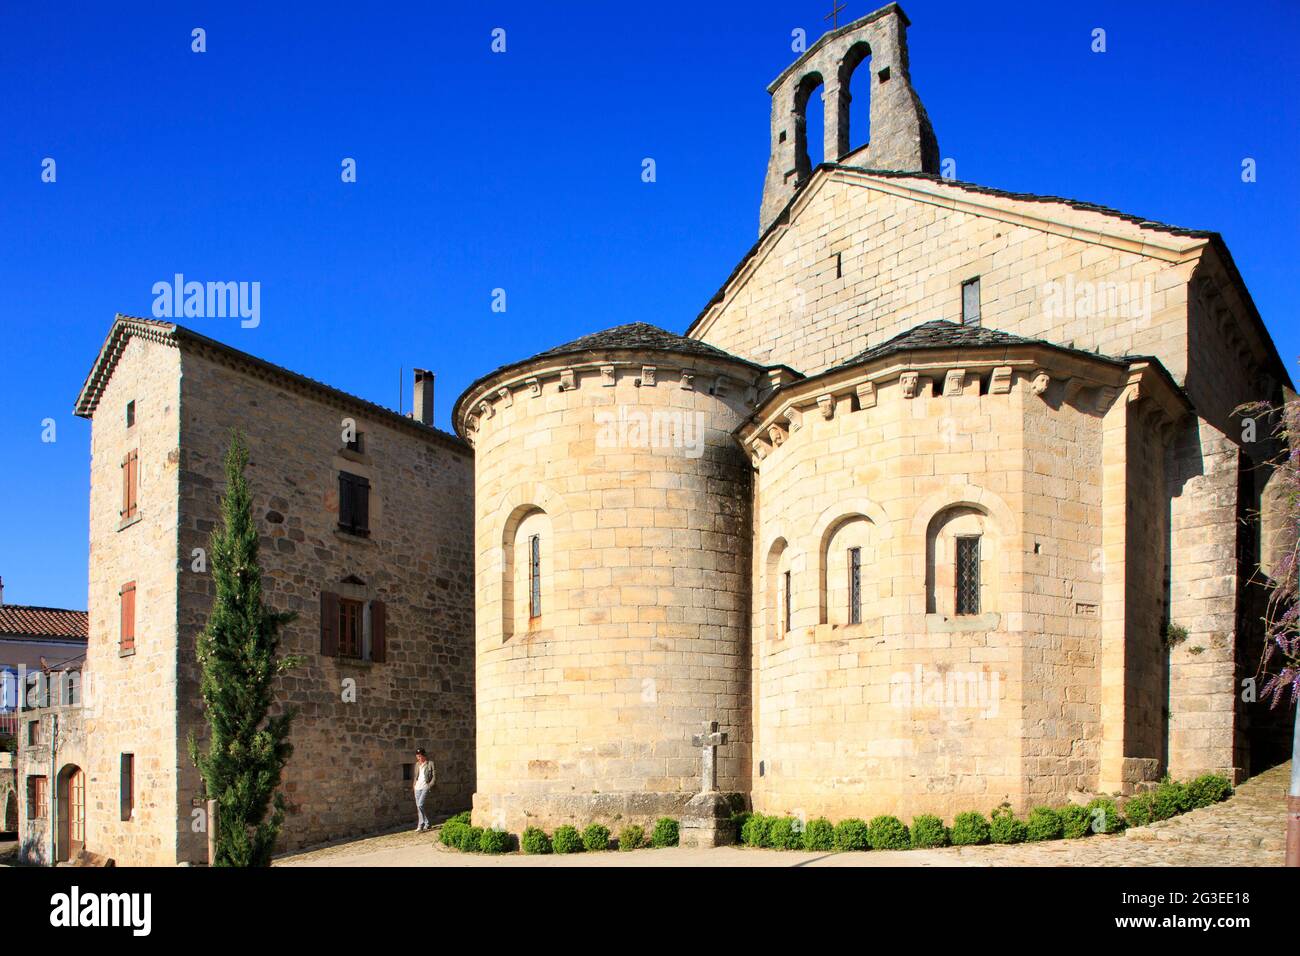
56,764,84,862
2,789,17,833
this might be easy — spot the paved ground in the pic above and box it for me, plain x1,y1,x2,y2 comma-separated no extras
277,761,1291,867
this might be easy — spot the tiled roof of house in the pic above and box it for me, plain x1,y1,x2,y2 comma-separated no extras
0,605,89,642
75,316,469,454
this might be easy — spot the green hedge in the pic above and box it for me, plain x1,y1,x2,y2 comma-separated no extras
1061,804,1091,839
459,826,485,852
950,811,990,846
833,818,870,851
866,815,910,850
618,825,646,851
521,826,552,855
650,818,679,848
909,815,949,849
989,806,1027,845
582,824,611,852
803,817,836,851
741,814,774,848
479,828,511,854
767,817,804,850
1025,807,1063,842
1187,773,1233,808
552,825,584,854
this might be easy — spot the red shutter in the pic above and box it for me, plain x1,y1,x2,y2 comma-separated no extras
370,600,386,663
320,591,339,656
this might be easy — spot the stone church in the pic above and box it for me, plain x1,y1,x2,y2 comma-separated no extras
453,5,1292,833
26,4,1291,863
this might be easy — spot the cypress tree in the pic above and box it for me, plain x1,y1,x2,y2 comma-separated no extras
188,430,300,866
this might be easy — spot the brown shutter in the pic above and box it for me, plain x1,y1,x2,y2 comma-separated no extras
337,473,351,529
320,591,339,656
120,582,136,651
121,455,129,516
370,600,386,663
356,476,370,533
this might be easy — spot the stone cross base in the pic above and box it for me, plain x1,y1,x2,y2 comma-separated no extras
679,792,736,849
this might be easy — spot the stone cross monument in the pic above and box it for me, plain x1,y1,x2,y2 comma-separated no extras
680,720,736,848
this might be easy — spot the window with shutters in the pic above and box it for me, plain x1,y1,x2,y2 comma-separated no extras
338,471,370,536
120,753,134,821
338,597,363,659
119,581,136,653
120,450,139,524
528,534,541,619
955,536,981,615
28,775,47,818
319,590,386,662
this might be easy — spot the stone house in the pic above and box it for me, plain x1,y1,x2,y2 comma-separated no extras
71,317,475,865
453,5,1294,833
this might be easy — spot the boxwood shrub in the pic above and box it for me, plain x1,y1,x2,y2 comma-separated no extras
1187,773,1233,808
1025,807,1063,842
440,820,469,848
445,811,471,827
802,817,835,851
521,826,552,855
459,825,485,852
1151,780,1191,820
767,817,804,850
1085,797,1124,834
479,828,511,854
552,825,584,854
651,818,680,848
741,813,773,848
909,814,948,849
1061,804,1091,839
866,815,910,851
950,811,990,846
1123,792,1156,828
833,818,870,851
988,806,1027,844
618,825,646,851
581,823,611,852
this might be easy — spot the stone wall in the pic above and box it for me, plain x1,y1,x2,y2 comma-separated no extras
174,345,476,858
82,333,184,866
461,350,762,833
743,352,1122,820
16,703,89,865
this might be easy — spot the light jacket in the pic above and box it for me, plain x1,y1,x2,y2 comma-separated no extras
414,758,436,788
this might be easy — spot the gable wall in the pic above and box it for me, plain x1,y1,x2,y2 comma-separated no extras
696,175,1199,382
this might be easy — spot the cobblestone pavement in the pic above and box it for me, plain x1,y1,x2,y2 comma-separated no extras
277,761,1291,867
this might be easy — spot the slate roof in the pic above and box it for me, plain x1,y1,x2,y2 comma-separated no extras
827,320,1139,379
529,322,755,365
452,322,761,434
0,605,89,642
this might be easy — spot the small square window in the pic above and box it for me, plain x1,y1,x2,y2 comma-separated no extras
346,431,365,454
125,400,135,428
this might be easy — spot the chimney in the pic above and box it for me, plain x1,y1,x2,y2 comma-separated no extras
413,369,435,426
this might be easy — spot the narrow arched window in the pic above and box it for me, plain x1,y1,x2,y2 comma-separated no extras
848,547,862,624
529,533,542,619
955,536,981,615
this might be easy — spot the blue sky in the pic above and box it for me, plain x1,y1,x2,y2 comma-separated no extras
1,1,1296,610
